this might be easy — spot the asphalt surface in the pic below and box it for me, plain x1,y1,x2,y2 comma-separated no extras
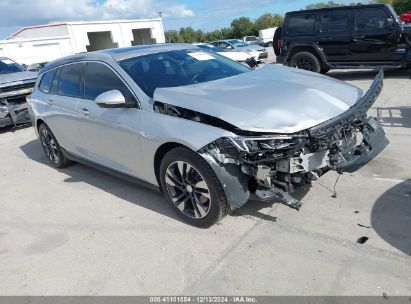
0,50,410,295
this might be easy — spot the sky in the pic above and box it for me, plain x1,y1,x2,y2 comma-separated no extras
0,0,354,39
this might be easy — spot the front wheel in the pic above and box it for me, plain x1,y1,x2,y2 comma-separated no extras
159,147,229,228
288,51,321,73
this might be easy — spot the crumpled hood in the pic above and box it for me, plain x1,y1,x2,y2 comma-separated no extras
153,64,364,133
0,71,37,87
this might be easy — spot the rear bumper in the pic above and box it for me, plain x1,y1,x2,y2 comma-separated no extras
276,55,286,64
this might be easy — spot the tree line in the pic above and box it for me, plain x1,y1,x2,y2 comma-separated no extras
165,13,284,43
165,0,411,43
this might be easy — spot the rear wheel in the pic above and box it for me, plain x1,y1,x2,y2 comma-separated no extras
160,147,229,228
38,123,71,168
288,51,321,73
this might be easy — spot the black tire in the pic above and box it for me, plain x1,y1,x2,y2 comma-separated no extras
159,146,229,228
273,26,282,56
288,51,321,73
38,123,71,168
321,67,330,74
405,34,411,46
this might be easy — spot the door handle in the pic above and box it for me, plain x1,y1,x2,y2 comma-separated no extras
47,98,53,105
80,108,90,116
321,37,333,40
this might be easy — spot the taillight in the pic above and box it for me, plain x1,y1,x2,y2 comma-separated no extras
278,38,283,48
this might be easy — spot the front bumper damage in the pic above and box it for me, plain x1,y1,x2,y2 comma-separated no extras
199,70,388,211
0,85,34,127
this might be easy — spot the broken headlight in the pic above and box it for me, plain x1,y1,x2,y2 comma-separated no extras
227,136,305,154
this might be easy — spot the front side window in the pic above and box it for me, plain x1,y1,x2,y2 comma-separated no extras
120,49,250,98
38,69,57,93
287,14,316,34
321,12,350,32
57,63,84,97
0,58,25,74
356,8,389,30
83,62,133,101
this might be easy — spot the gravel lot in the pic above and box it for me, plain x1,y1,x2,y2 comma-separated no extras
0,51,410,295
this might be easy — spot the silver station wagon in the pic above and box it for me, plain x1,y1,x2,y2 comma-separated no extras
28,44,388,227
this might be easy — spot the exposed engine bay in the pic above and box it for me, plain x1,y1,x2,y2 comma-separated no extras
154,70,388,210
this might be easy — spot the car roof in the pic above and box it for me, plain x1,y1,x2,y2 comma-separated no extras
286,3,389,15
42,43,197,74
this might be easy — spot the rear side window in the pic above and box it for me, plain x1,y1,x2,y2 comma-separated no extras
321,12,350,32
38,69,56,93
83,62,133,101
356,8,388,30
57,63,84,97
287,14,316,34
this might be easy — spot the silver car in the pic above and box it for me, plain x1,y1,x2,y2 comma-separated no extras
28,44,388,227
211,39,268,61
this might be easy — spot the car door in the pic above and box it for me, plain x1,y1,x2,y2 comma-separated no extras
317,10,354,62
351,7,399,61
44,63,86,156
76,61,144,179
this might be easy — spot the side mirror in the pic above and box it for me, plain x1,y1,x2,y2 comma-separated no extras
95,90,126,108
385,18,394,29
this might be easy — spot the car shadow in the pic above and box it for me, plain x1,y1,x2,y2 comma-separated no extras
231,185,311,223
328,68,410,81
0,123,31,134
19,139,186,225
371,179,411,256
374,106,411,129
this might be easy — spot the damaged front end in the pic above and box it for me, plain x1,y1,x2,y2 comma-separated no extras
198,70,388,210
0,81,35,128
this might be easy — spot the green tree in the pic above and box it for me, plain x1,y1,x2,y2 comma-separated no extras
305,1,345,9
164,30,183,43
231,17,255,38
393,0,411,14
254,13,284,32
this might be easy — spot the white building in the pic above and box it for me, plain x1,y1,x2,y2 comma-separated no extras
0,19,165,65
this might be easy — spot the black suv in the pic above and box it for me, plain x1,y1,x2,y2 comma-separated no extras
276,4,411,73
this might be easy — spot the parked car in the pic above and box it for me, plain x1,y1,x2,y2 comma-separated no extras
27,62,49,72
0,57,37,127
276,4,411,73
242,35,259,45
259,27,278,47
400,11,411,23
211,39,268,61
28,44,388,227
194,43,250,62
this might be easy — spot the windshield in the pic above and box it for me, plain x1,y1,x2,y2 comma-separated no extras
120,49,250,97
228,40,248,47
0,58,25,74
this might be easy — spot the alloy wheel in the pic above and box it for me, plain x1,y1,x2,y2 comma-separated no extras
40,128,59,164
165,161,211,219
294,58,313,71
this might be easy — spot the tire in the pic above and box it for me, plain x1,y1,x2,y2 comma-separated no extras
159,146,229,228
38,123,71,168
405,34,411,46
273,26,282,56
288,51,321,73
